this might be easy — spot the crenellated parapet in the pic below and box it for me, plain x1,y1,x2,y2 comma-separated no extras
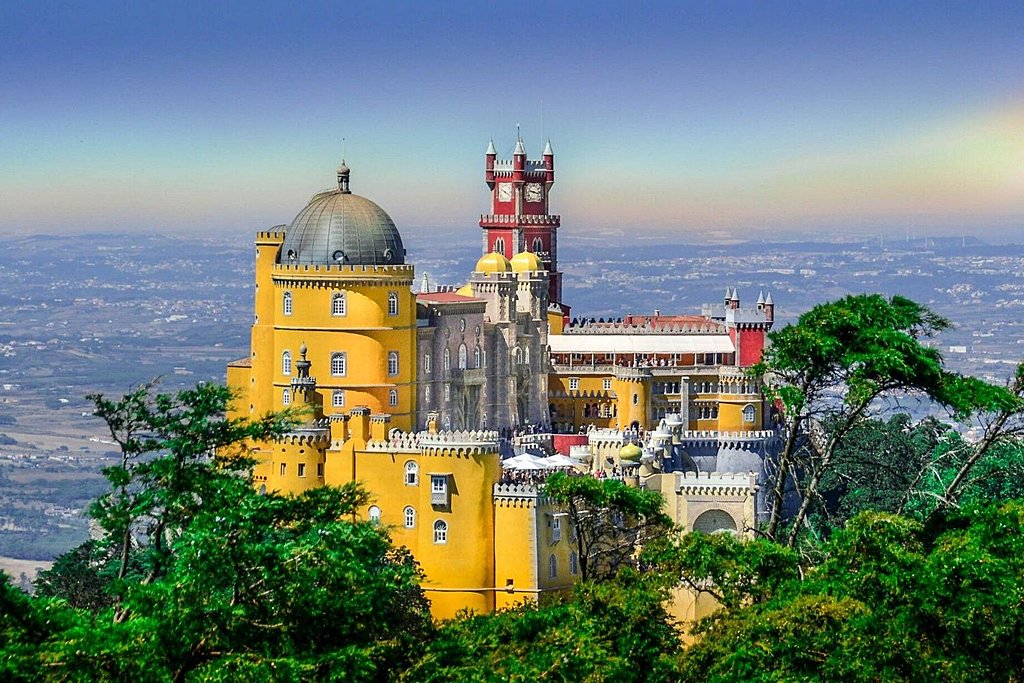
675,470,758,497
492,482,554,507
271,263,414,287
563,319,725,335
364,428,501,456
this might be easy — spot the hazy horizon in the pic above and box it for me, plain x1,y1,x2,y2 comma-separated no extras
3,1,1023,241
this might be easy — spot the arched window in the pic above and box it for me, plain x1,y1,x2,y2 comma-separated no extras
532,237,544,253
404,461,418,485
494,237,505,255
368,505,381,525
403,506,416,529
443,347,450,370
444,384,451,402
569,551,579,575
282,388,290,406
513,347,522,364
743,404,756,423
387,291,399,317
424,385,431,404
333,390,345,408
473,347,481,368
389,389,398,407
548,554,557,578
524,347,530,364
480,348,486,368
282,291,293,316
632,393,639,405
458,343,468,370
331,352,347,376
281,351,292,375
331,292,346,316
433,520,448,544
387,351,399,376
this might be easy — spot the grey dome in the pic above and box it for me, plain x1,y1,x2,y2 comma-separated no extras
279,172,405,266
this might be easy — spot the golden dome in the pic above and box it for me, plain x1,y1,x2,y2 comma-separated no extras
619,443,643,462
475,251,512,274
510,251,544,273
456,283,474,296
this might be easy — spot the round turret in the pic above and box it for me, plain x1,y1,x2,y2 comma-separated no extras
278,164,405,266
510,251,544,273
474,252,512,274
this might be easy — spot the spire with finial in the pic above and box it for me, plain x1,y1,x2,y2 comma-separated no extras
514,124,526,155
486,139,496,155
337,159,351,194
420,272,430,294
543,139,553,155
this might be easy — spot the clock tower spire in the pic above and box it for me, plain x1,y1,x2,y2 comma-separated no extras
480,136,563,304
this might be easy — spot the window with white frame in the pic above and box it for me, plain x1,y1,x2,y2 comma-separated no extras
551,515,562,543
368,505,381,525
458,344,468,369
569,551,579,575
297,463,306,478
424,353,431,374
282,388,291,406
424,385,431,404
603,378,612,391
332,292,346,316
387,291,399,317
404,461,418,485
282,351,292,375
404,506,416,529
387,351,399,376
443,347,450,370
568,377,579,391
430,474,449,506
743,404,756,423
331,352,346,376
548,554,557,579
433,520,447,544
389,389,398,407
444,384,450,402
474,347,481,368
333,390,345,408
282,291,293,316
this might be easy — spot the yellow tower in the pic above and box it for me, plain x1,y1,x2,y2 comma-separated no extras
229,162,417,493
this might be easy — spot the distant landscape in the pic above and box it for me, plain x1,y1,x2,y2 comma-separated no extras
1,228,1022,577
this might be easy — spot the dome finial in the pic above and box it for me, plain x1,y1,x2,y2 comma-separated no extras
337,158,351,193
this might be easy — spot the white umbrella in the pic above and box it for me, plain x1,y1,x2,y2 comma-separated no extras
541,454,576,469
502,453,548,470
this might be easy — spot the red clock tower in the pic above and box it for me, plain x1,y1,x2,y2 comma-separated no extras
481,136,563,303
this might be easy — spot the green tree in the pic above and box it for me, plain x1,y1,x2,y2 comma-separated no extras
34,540,116,612
679,504,1024,682
84,382,294,619
404,574,682,683
544,471,672,582
755,294,1015,547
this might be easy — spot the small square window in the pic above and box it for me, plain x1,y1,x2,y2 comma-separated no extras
569,377,579,391
297,463,306,478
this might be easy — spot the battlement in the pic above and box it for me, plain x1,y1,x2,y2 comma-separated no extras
272,263,415,276
563,319,724,335
256,229,287,243
675,470,759,496
479,214,560,226
364,428,500,453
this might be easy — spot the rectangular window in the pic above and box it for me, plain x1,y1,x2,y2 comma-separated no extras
333,390,345,407
317,463,324,477
444,384,451,402
279,463,286,476
603,378,612,391
551,515,562,543
569,377,579,391
430,474,450,506
297,463,306,478
331,352,347,376
424,353,431,374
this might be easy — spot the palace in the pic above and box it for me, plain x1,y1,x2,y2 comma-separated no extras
226,138,779,619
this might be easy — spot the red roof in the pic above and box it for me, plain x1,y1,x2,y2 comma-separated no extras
417,292,484,304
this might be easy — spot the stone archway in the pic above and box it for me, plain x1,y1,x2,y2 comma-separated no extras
692,509,737,534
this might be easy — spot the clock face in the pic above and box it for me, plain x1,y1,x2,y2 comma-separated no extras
497,183,512,202
525,183,543,203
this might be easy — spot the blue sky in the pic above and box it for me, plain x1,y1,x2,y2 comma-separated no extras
2,1,1023,242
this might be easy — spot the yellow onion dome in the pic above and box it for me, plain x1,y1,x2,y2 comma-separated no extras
510,251,544,273
475,251,512,273
456,283,474,296
619,443,643,462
